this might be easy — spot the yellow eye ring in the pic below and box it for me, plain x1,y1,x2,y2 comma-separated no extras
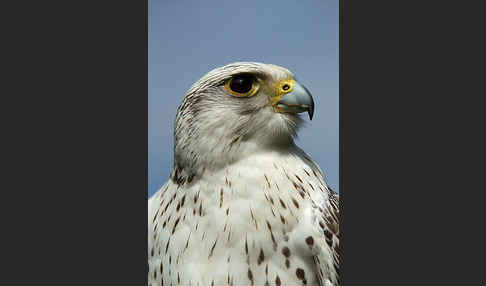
224,75,260,97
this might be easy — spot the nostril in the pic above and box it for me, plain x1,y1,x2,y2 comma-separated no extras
282,84,290,91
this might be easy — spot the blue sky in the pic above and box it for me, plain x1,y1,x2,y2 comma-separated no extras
149,0,338,198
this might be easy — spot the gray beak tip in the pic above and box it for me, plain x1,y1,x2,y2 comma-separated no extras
308,95,315,121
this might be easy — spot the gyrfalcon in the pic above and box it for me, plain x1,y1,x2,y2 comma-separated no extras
148,62,339,286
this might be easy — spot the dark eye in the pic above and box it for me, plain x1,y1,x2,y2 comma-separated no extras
229,74,253,93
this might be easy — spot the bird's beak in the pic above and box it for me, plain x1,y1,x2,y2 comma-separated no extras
275,81,315,120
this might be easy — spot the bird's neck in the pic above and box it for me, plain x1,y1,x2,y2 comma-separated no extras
171,133,296,187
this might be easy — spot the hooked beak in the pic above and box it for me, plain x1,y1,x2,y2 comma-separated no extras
275,82,315,120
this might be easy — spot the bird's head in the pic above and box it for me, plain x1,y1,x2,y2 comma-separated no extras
170,62,315,183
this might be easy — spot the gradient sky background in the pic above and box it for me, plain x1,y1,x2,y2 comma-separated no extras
149,0,338,198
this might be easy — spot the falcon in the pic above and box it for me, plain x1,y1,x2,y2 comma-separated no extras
148,62,339,286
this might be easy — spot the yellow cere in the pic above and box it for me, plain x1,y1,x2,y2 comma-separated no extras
271,79,295,106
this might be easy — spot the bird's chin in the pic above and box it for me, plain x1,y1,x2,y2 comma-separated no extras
283,113,304,133
279,110,304,122
262,112,303,140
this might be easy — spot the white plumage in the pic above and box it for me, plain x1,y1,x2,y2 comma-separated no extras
148,62,339,286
